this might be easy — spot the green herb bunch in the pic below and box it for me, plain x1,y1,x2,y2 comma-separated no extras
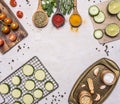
42,0,74,17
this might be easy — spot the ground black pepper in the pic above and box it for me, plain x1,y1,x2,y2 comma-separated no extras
45,91,67,104
87,0,103,3
12,60,14,62
95,44,114,56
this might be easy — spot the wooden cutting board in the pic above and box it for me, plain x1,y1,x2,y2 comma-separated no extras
0,0,28,54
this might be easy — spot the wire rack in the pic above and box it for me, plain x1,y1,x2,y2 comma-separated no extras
0,56,59,104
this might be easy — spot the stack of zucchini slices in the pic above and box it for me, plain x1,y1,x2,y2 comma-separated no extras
89,5,105,24
89,0,120,40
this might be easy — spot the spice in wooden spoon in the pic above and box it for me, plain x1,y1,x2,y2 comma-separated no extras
32,0,48,28
69,0,82,31
52,0,65,28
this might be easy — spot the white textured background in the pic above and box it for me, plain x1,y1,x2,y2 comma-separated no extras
0,0,120,104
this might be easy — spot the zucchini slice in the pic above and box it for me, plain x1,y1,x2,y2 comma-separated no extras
0,83,10,94
93,11,105,23
88,5,100,16
117,12,120,20
93,29,104,39
45,81,54,91
12,76,21,86
25,80,35,91
23,93,34,104
22,64,34,76
105,23,120,37
13,101,21,104
34,69,46,81
33,89,43,99
108,0,120,14
12,88,22,99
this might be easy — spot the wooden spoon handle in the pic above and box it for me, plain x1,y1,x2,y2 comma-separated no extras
74,0,77,7
73,0,78,13
56,0,61,13
37,0,42,10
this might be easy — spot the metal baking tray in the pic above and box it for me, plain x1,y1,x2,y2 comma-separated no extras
0,56,59,104
69,58,120,104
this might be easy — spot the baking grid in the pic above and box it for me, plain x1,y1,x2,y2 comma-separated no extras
0,56,59,104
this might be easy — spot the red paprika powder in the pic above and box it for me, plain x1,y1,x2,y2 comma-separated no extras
52,14,65,28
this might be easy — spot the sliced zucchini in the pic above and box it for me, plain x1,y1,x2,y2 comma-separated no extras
105,23,120,37
12,88,22,99
117,12,120,20
14,101,21,104
22,64,34,76
94,29,104,39
0,83,10,94
93,11,105,23
12,76,21,86
25,80,35,91
23,93,34,104
45,81,54,91
108,0,120,14
34,69,46,81
88,5,100,16
33,89,43,99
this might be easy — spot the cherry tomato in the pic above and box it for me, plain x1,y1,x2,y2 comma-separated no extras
1,25,10,34
4,17,12,25
10,0,17,7
9,33,17,42
10,22,19,30
16,11,23,18
0,38,4,46
0,12,7,20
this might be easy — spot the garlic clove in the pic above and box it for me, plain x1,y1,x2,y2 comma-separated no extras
100,85,106,90
93,67,100,76
94,93,101,101
81,84,86,88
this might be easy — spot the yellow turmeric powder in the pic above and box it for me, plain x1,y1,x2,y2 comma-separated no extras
69,14,82,27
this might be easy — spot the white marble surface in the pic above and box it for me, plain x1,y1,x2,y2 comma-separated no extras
0,0,120,104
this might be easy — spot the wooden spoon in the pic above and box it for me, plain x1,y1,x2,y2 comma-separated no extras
32,0,48,28
52,0,65,28
69,0,82,28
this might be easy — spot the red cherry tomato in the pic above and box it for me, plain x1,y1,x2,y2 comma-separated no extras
16,11,23,18
10,0,17,7
11,22,19,30
1,25,10,34
0,38,4,46
4,17,12,25
9,33,17,42
0,12,7,20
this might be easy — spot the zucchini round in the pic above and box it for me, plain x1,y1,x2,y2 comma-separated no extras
117,12,120,20
33,89,43,99
22,64,34,76
0,83,10,94
105,23,120,37
23,93,34,104
34,69,46,81
25,80,35,91
93,11,105,23
12,88,22,99
13,101,21,104
45,81,54,91
12,76,21,86
88,5,100,16
93,29,104,39
108,0,120,14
